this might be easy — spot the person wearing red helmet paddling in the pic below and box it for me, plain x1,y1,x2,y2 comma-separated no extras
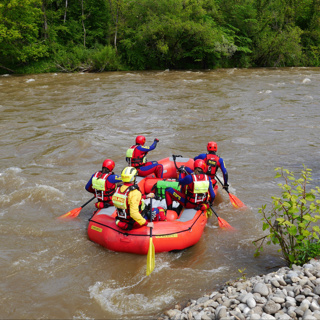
164,159,216,215
194,141,229,191
126,135,163,178
85,159,122,209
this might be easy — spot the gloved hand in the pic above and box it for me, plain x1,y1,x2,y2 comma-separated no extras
95,202,104,209
178,165,185,173
223,183,229,192
154,138,159,143
146,193,155,199
151,209,157,221
200,204,209,211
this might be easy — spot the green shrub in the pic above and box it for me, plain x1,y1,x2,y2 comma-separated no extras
53,45,91,72
254,166,320,266
295,240,320,265
91,45,122,71
52,45,122,72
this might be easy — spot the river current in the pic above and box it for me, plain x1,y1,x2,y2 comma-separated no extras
0,68,319,319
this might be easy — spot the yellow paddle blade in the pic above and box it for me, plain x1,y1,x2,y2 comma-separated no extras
146,238,155,276
229,193,246,209
57,207,82,220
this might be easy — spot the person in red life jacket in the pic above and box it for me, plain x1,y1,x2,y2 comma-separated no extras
164,159,216,215
194,141,229,191
126,135,163,178
112,167,155,230
85,159,122,209
143,206,166,222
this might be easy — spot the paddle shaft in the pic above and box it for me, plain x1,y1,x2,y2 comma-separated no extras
172,154,189,175
209,204,219,219
149,197,153,221
172,154,183,170
215,174,229,194
146,197,155,276
81,196,96,208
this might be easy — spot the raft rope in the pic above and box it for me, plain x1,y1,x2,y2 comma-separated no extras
88,211,204,238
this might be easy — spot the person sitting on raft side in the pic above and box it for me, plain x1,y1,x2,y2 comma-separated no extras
143,207,166,222
165,159,215,215
194,141,229,191
85,159,122,209
126,135,163,178
112,167,156,230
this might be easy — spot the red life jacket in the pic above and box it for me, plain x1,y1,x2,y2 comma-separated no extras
127,145,147,167
186,173,209,204
112,185,142,220
204,154,220,177
92,172,116,202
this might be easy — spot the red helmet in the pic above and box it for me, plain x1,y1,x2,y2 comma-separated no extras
207,141,218,152
136,135,146,145
102,159,115,171
194,159,207,172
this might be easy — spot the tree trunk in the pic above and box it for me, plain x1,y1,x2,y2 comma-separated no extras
114,13,118,52
109,0,119,52
42,0,48,40
80,0,86,47
64,0,68,23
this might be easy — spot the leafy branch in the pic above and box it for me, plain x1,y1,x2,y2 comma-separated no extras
254,165,320,266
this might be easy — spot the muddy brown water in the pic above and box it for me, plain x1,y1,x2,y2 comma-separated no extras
1,68,320,319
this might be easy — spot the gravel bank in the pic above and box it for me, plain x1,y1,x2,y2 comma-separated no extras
160,259,320,320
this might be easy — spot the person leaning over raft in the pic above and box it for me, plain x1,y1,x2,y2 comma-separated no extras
126,135,163,178
165,159,216,215
194,141,229,191
112,167,155,230
85,159,122,209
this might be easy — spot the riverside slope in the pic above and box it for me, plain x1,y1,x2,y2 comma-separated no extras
161,259,320,320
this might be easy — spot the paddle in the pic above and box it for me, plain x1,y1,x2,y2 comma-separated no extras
209,205,235,230
146,198,155,276
57,196,95,219
215,175,246,209
172,154,183,171
173,154,190,177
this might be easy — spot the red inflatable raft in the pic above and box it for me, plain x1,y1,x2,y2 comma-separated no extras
87,156,217,255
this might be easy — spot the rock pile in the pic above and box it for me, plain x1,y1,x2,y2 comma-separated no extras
161,259,320,320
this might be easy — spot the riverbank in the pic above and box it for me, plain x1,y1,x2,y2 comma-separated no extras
160,259,320,320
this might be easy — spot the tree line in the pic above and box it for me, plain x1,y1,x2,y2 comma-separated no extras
0,0,319,74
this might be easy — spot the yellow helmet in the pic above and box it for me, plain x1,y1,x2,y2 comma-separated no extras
121,167,138,182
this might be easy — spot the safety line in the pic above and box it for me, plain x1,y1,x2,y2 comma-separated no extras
88,211,204,238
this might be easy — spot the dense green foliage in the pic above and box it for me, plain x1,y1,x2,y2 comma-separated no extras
254,166,320,267
0,0,319,73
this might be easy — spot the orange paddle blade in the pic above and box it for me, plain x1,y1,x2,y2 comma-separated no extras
58,207,82,220
210,206,235,230
217,217,235,230
229,193,246,209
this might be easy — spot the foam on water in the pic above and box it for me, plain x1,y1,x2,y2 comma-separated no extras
89,279,177,315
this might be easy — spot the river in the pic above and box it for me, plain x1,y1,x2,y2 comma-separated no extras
1,67,319,319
